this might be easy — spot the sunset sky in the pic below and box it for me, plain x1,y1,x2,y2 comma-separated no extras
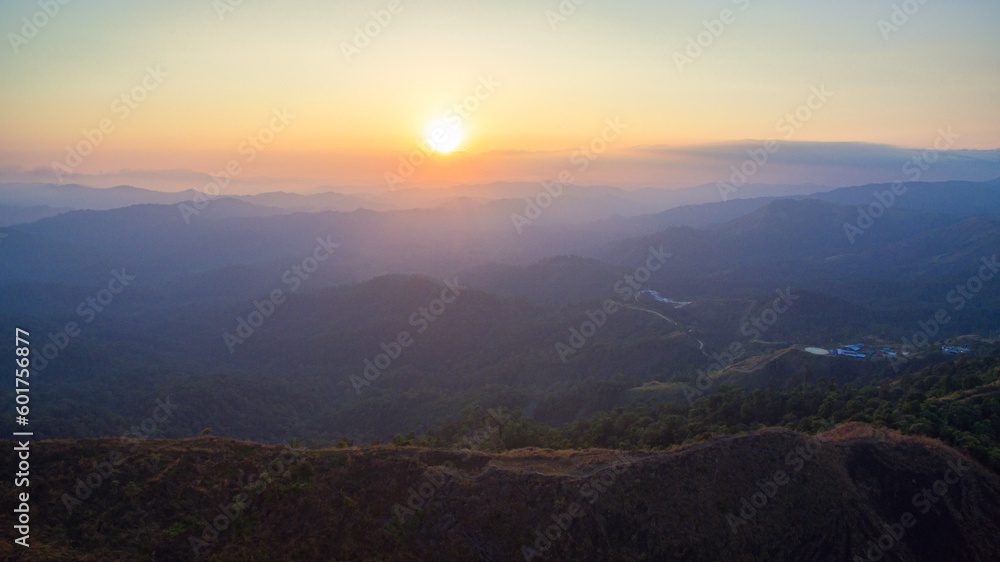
1,0,998,192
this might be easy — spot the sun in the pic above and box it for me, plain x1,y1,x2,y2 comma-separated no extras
424,117,463,154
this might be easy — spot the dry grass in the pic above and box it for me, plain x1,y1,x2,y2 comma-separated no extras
1,425,997,561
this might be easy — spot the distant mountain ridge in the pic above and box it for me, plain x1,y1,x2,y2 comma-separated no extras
811,179,1000,216
0,182,199,209
0,180,839,225
0,203,72,226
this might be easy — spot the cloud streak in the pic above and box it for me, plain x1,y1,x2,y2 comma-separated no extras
1,142,998,194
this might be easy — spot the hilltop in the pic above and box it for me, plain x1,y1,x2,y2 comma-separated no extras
3,425,998,561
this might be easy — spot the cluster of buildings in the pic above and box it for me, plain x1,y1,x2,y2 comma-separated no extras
825,343,899,360
817,343,972,360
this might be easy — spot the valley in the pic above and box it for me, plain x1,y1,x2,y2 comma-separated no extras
2,179,999,560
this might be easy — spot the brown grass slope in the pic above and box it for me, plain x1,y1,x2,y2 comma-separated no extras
2,425,999,561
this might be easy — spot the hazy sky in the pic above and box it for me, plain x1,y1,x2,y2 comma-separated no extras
1,0,998,192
